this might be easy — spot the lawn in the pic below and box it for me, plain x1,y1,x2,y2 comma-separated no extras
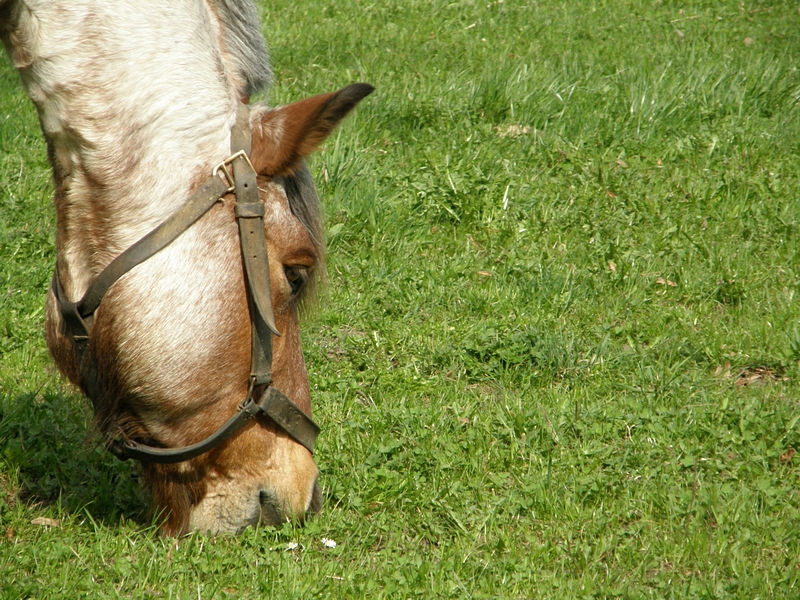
2,0,800,597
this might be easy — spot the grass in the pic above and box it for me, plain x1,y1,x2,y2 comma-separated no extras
2,0,800,596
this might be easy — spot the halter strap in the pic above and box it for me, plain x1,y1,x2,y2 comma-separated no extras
53,104,319,462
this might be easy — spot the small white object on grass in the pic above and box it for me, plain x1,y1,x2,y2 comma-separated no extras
286,542,299,551
321,537,337,549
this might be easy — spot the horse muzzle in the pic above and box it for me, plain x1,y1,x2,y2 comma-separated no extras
259,480,322,526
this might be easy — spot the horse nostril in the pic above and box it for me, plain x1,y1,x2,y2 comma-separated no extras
259,490,284,525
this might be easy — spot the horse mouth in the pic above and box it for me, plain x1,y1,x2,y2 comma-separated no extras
258,479,322,526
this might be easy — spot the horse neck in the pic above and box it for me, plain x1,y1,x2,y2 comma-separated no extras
3,0,243,299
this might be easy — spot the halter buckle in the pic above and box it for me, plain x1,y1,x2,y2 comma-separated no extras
213,150,256,193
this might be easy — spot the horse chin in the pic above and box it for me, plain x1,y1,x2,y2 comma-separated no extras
187,480,264,534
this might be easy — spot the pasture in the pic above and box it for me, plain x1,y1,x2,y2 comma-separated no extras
2,0,800,596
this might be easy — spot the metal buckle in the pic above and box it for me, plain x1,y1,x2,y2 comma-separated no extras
213,150,256,193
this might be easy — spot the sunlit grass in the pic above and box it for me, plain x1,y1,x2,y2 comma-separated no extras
2,0,800,597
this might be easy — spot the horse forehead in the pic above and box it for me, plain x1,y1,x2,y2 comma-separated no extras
261,182,312,250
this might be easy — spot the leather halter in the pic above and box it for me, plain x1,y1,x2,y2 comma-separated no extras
52,103,320,463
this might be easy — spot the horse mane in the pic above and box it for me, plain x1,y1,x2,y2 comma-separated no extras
213,0,325,292
211,0,272,95
277,166,324,259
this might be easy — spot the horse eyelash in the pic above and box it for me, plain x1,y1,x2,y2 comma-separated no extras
285,266,309,297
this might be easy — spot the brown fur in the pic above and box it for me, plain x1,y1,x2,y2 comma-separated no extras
251,84,375,177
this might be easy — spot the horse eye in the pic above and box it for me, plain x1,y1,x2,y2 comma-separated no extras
284,266,309,296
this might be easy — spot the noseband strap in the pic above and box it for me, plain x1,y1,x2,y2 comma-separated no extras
108,387,319,462
53,104,319,462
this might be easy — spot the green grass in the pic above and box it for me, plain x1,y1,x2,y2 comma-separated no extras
3,0,800,597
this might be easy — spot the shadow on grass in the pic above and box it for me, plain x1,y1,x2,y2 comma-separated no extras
0,387,148,526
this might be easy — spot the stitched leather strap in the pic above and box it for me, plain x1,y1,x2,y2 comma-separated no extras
77,176,231,320
258,387,319,453
109,386,319,463
233,150,279,337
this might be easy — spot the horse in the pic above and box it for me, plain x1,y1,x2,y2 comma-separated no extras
0,0,372,535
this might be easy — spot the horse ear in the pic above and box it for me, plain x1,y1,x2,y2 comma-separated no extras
250,83,374,177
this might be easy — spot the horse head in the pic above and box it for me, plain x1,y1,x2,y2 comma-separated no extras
136,85,372,534
1,0,372,535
